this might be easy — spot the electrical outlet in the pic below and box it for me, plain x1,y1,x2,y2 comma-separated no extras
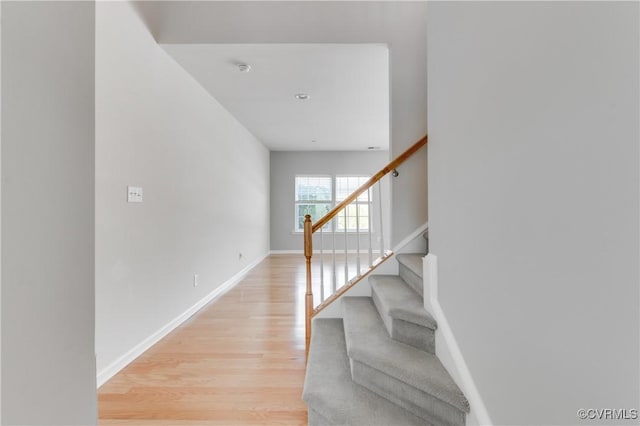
193,274,199,287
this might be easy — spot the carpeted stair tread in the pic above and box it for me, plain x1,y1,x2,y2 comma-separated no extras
396,254,424,296
303,318,428,426
369,275,436,329
342,297,470,413
396,254,424,279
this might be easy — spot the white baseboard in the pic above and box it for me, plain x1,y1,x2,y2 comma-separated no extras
269,249,382,255
423,253,493,426
96,252,269,388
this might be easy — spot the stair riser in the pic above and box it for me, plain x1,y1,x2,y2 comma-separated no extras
399,264,423,297
372,289,395,337
372,287,435,352
392,318,435,353
305,318,428,426
351,360,466,426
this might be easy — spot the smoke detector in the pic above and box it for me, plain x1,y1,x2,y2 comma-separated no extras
237,63,251,72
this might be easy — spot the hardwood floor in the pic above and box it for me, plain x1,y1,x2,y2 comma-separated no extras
98,254,309,425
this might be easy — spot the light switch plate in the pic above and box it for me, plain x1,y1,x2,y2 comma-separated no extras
127,186,143,203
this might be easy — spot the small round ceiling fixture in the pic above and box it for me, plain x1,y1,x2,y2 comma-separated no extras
237,63,251,72
295,93,310,100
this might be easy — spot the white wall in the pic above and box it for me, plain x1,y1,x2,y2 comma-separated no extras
2,2,97,424
133,1,428,247
0,0,2,424
427,2,639,425
1,1,4,420
96,2,269,378
270,150,390,251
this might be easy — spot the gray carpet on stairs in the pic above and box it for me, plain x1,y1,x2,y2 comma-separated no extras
370,274,437,352
303,318,427,426
396,254,425,296
308,408,332,426
370,275,436,328
303,251,470,426
342,297,470,416
351,360,466,426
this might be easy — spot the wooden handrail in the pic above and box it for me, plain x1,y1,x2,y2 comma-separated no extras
303,134,427,357
311,135,427,233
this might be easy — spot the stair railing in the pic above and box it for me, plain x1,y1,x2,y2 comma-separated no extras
304,135,428,353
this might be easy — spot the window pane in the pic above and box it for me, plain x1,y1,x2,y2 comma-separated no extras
336,176,370,202
294,175,372,232
336,201,370,232
295,176,332,201
334,176,371,231
296,203,332,231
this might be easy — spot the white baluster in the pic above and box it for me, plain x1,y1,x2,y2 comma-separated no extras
320,226,324,302
368,187,373,266
356,201,361,275
332,216,337,293
378,182,385,256
344,208,348,285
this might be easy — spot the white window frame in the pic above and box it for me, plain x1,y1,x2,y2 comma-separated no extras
294,175,333,233
293,174,372,234
335,175,372,233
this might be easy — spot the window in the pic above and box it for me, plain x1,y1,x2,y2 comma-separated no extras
295,176,332,232
294,175,371,232
336,176,370,232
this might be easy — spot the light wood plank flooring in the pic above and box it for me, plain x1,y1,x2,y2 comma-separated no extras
98,254,309,425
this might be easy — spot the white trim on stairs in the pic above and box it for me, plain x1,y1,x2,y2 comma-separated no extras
423,253,494,426
393,221,428,252
96,251,269,388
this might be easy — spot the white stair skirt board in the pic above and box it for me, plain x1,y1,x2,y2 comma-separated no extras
314,280,373,319
394,222,428,254
96,252,269,388
423,253,494,426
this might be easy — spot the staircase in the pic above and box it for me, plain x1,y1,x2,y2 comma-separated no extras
303,253,470,425
301,136,469,424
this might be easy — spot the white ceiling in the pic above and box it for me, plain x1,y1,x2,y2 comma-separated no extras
133,0,426,157
161,43,389,151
